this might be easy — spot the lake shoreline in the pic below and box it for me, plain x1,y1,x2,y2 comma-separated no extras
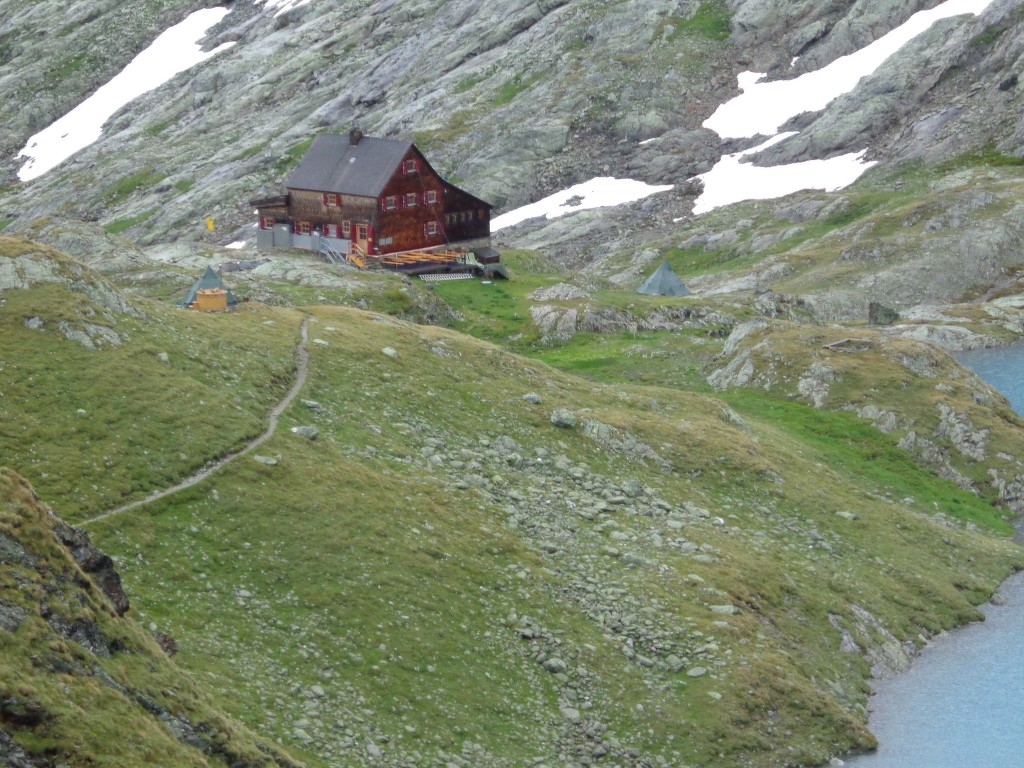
838,341,1024,766
839,565,1024,766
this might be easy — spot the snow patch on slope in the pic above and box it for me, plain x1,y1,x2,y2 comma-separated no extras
17,8,236,182
492,178,673,232
693,134,872,215
694,0,994,213
256,0,315,18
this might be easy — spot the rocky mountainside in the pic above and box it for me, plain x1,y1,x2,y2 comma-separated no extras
1,0,1022,258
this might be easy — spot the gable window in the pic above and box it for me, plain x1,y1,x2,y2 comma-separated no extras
405,192,418,207
385,196,397,210
426,190,439,205
403,159,417,174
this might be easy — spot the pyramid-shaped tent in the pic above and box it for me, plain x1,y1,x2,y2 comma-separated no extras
637,261,689,297
178,267,238,308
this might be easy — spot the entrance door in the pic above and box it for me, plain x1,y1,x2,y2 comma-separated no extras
356,224,369,254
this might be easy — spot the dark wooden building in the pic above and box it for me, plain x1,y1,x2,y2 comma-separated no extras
252,131,492,260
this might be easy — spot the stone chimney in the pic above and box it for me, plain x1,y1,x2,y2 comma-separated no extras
349,127,364,145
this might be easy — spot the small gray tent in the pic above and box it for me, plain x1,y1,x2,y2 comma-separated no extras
637,261,689,297
178,267,239,308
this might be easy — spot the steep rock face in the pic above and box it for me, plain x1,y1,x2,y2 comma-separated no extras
51,519,130,616
0,467,301,768
729,0,937,68
754,5,1019,168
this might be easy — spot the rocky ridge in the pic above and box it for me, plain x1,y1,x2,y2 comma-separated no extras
707,318,1024,513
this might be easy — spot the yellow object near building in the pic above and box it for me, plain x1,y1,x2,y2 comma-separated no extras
206,217,215,232
194,288,228,312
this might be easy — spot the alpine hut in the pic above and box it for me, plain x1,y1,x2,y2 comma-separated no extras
251,130,493,267
637,261,689,297
179,267,238,310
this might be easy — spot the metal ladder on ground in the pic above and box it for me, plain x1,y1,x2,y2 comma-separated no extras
319,241,343,265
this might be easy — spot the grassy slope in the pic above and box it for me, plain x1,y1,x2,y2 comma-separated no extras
0,468,301,768
61,304,1020,766
3,243,1024,766
0,278,304,521
703,321,1024,531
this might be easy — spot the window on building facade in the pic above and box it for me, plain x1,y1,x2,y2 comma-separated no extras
405,192,418,207
385,196,397,210
295,221,311,235
403,159,417,174
426,190,438,204
259,217,276,230
426,221,439,235
341,221,351,237
323,193,340,207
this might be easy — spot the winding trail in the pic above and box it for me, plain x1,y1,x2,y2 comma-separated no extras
80,317,312,527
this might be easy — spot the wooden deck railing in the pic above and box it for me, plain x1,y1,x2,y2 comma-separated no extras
347,248,464,272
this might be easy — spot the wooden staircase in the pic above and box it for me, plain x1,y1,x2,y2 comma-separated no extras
348,244,373,270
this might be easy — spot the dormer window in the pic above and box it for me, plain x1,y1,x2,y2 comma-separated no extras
403,159,417,174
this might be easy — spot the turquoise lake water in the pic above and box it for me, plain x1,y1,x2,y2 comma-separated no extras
844,344,1024,767
955,343,1024,415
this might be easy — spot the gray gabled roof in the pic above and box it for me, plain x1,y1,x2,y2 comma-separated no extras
179,267,238,308
637,261,689,297
286,134,412,198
